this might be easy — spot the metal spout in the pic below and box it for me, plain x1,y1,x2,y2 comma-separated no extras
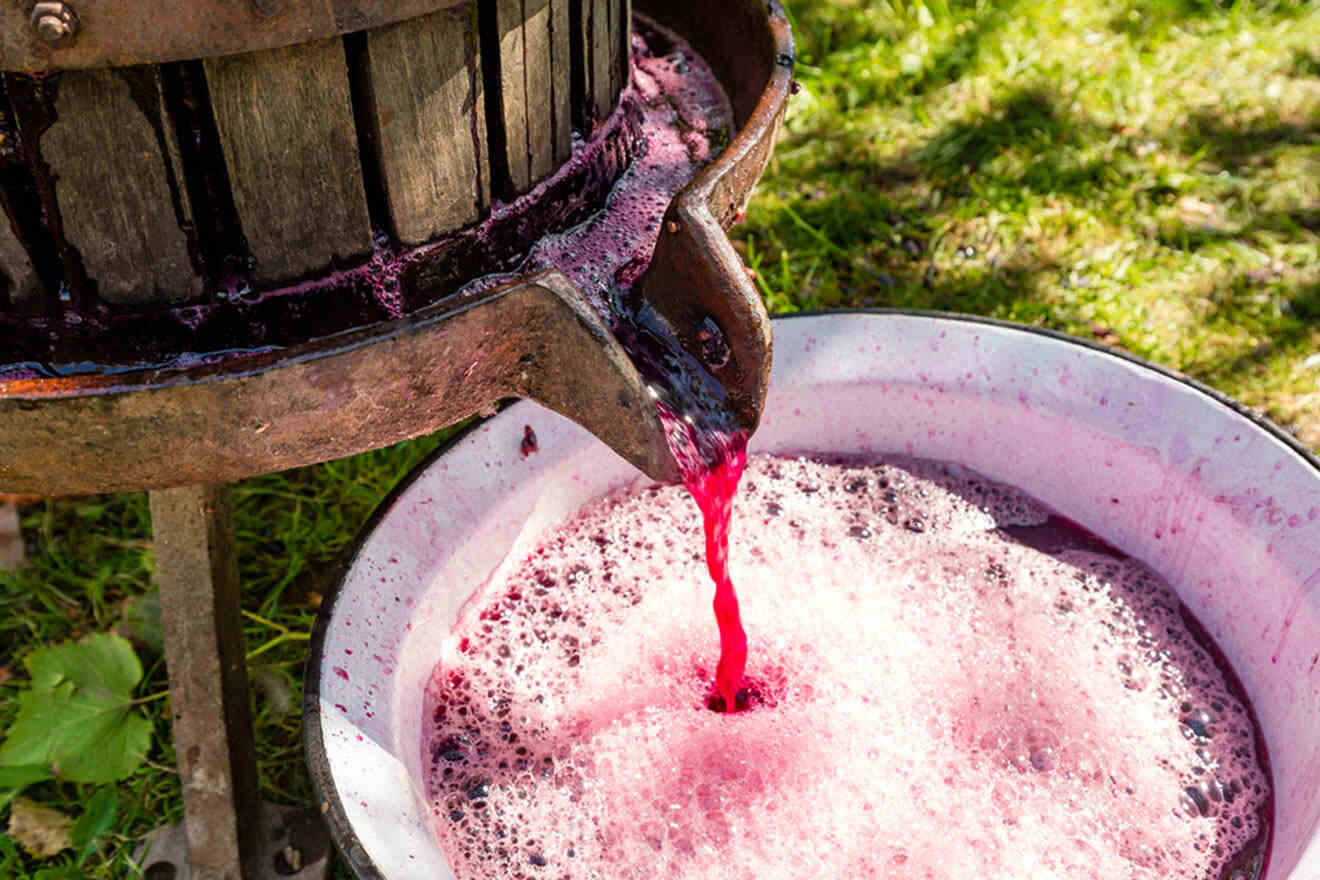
0,271,684,494
500,273,683,485
631,203,772,436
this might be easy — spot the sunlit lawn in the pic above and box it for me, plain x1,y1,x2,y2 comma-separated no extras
2,0,1317,876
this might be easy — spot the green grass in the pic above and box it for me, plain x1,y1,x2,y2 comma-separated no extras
1,437,450,877
747,0,1319,443
3,0,1318,875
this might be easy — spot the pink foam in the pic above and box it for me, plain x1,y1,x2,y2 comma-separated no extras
420,455,1270,879
457,20,733,318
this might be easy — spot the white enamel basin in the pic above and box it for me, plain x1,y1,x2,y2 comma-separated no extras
306,312,1320,879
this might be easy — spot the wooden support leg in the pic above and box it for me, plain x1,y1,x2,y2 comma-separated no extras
143,484,329,880
151,484,261,879
0,500,23,569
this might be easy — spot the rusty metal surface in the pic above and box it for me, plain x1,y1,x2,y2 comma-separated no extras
0,0,792,494
0,272,682,492
0,0,465,71
633,0,792,434
150,484,263,879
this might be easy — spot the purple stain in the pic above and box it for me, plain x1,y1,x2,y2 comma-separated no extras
521,425,539,457
334,667,350,681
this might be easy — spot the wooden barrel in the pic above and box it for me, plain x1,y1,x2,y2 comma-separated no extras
0,0,629,318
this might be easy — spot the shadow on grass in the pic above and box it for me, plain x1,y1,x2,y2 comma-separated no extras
1293,48,1320,77
1179,108,1320,171
1151,107,1319,250
911,88,1124,196
1157,208,1320,252
755,86,1120,316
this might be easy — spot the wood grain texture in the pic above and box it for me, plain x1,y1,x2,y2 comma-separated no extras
550,0,572,166
524,0,555,183
617,0,631,96
591,0,612,124
0,214,40,311
39,68,200,305
204,38,372,284
495,0,530,193
365,4,489,245
0,0,468,73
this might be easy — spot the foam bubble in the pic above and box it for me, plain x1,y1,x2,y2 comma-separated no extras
420,454,1270,880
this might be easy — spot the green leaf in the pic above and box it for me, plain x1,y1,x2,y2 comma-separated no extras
72,786,120,866
34,867,85,880
0,634,152,783
0,762,53,789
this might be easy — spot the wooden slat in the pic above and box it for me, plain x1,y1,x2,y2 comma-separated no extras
494,0,530,193
0,0,467,74
38,68,200,305
550,0,572,166
0,215,40,311
524,0,555,183
365,5,489,246
617,0,631,95
204,39,372,284
590,0,612,123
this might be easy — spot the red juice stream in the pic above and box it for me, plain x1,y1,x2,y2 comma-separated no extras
659,407,750,712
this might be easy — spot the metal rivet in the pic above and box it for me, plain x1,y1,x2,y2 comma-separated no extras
666,220,680,235
30,2,79,48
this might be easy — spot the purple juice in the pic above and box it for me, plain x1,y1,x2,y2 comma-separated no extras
419,453,1272,880
455,18,732,320
0,17,732,379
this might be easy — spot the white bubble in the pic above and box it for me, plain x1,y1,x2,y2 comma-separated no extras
419,452,1270,880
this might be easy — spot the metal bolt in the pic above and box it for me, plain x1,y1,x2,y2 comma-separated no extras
31,2,79,48
695,314,731,370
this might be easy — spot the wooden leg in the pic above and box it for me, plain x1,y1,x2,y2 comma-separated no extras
150,484,262,880
145,484,331,880
0,500,23,569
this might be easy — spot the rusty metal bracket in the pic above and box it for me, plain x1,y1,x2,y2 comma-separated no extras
0,271,681,493
0,0,793,496
0,0,465,71
632,0,793,433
